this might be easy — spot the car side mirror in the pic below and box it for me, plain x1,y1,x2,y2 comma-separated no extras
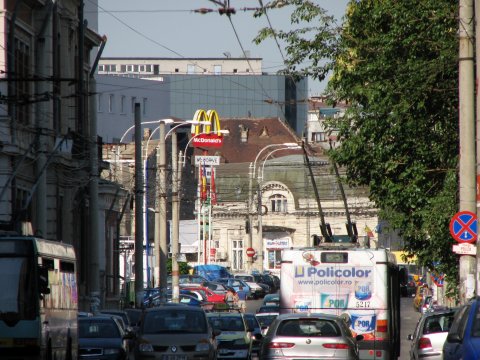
407,334,413,341
447,333,462,343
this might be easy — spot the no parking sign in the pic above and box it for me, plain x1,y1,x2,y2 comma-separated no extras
449,210,478,243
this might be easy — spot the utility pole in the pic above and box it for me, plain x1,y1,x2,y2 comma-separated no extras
157,122,168,293
134,103,144,308
171,132,180,302
459,0,476,303
475,0,480,295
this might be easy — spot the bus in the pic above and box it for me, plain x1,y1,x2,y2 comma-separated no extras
280,244,400,360
0,235,78,360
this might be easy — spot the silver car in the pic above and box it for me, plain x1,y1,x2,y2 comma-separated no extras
260,313,362,360
408,309,456,360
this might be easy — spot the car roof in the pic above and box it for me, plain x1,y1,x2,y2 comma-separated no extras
206,312,244,317
423,309,456,317
144,305,204,312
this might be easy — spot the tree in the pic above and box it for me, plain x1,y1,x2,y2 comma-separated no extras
254,0,460,292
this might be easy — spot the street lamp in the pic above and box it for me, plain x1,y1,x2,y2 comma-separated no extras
247,142,299,272
171,129,230,302
256,145,301,271
144,119,174,288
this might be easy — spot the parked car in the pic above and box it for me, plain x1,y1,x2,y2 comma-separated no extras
262,293,280,307
79,315,133,360
181,285,227,304
234,274,266,299
443,298,480,360
408,308,456,360
260,312,363,360
207,311,262,359
243,313,263,358
214,278,251,300
135,305,218,360
420,295,434,314
203,281,234,296
414,284,430,312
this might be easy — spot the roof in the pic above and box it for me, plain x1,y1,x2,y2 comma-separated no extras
191,117,314,164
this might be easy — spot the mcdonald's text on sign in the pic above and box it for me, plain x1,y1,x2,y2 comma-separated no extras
191,109,224,148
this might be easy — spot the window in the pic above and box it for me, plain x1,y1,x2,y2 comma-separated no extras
270,194,288,213
98,65,104,71
233,68,237,73
131,97,137,113
97,93,103,112
187,64,195,74
133,65,139,72
127,65,133,72
312,132,326,142
213,65,222,75
267,250,281,270
120,65,126,72
14,38,31,124
108,94,114,113
232,240,244,271
120,95,126,114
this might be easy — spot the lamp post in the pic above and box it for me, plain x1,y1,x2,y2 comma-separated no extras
247,142,299,272
179,129,230,286
148,119,209,293
257,146,301,270
166,121,211,303
144,119,174,288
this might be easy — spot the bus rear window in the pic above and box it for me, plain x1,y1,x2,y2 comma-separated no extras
321,252,348,263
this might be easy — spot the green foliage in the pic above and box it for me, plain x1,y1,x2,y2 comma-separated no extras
255,0,460,286
166,258,191,275
329,0,459,285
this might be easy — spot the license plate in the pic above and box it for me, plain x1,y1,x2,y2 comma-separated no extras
161,356,187,360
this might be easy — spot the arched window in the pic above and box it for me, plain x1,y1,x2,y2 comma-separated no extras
270,194,288,213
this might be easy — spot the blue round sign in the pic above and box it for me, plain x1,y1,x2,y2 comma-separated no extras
449,211,478,243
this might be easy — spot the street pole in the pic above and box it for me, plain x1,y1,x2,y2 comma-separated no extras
157,122,168,293
459,0,476,303
247,163,254,272
171,132,180,302
475,0,480,296
134,103,144,308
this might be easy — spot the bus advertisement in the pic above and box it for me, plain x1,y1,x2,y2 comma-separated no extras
0,235,78,360
280,246,400,360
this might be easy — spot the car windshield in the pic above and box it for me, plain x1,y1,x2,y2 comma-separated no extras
208,316,245,332
258,306,279,313
143,310,207,334
277,319,340,337
79,319,120,338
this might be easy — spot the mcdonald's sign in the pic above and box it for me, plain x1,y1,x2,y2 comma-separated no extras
190,109,224,148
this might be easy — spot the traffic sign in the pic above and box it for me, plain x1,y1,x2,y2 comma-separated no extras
449,210,478,243
246,247,256,257
453,243,477,255
195,156,220,166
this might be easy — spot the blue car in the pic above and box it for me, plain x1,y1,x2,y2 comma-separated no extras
215,278,251,300
443,297,480,360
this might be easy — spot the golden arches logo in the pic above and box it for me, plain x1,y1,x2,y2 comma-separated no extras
190,109,224,148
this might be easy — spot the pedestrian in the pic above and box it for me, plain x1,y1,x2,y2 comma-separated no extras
225,288,236,310
237,287,246,313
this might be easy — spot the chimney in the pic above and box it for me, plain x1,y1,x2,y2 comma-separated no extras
239,124,249,143
143,128,151,140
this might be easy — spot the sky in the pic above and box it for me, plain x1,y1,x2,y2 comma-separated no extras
94,0,349,95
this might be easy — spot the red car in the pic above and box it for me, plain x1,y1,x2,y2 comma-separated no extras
181,285,226,304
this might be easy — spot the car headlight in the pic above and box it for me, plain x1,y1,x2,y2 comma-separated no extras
139,343,154,352
195,342,210,352
104,348,120,355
